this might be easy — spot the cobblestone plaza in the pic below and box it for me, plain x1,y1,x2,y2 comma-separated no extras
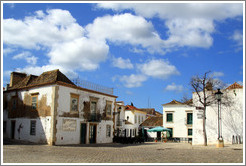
3,140,243,163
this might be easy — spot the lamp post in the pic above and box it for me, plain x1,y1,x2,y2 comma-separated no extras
215,88,224,147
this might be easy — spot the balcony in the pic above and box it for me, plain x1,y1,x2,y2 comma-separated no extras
116,121,122,126
88,113,101,122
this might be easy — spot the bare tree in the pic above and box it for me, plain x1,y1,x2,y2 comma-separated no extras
190,71,226,146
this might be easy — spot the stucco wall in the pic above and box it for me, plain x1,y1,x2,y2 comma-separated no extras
3,86,54,143
163,105,194,138
192,88,243,145
55,85,116,145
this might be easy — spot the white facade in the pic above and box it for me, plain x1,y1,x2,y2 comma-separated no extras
3,71,117,145
3,85,54,144
114,102,126,137
162,101,195,141
55,85,116,145
124,108,147,137
192,87,243,145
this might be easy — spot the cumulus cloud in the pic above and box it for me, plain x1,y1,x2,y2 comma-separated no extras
230,30,243,47
97,3,243,49
3,9,84,49
137,59,180,79
211,71,224,77
48,38,109,71
12,51,38,65
164,83,184,92
119,74,147,88
112,57,134,69
15,65,78,79
86,13,165,54
3,47,16,55
3,9,109,75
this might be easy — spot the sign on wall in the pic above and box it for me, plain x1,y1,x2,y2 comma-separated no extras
62,119,77,131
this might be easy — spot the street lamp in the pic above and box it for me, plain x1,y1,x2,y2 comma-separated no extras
215,88,224,148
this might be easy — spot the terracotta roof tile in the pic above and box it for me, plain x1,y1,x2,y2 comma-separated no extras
226,82,243,90
140,116,163,127
162,100,184,106
125,105,140,111
8,69,75,90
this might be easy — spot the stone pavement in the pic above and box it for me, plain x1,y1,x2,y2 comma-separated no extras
2,139,244,163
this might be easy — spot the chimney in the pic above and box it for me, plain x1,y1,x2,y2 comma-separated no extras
9,72,27,87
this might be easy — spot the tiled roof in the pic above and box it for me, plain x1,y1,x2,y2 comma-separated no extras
8,69,75,90
140,116,163,127
125,105,140,111
139,108,163,116
226,82,243,90
139,108,155,115
162,100,184,106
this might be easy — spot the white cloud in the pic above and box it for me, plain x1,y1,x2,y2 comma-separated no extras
211,71,224,77
12,51,38,65
126,90,133,95
119,74,147,88
15,64,78,79
48,38,109,71
231,30,243,46
3,9,109,74
97,3,243,49
86,13,165,54
137,59,180,79
164,83,184,92
112,57,134,69
3,47,16,55
3,9,84,49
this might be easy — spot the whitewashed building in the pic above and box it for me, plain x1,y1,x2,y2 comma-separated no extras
124,104,147,137
3,69,117,145
114,101,126,137
162,100,195,142
192,82,243,145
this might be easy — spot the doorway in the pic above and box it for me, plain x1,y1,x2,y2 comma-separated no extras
80,123,87,144
11,121,16,139
89,124,97,144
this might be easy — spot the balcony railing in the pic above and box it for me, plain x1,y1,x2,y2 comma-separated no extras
88,113,101,122
72,78,114,95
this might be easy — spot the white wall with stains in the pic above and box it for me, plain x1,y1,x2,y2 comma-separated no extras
192,88,243,145
55,85,116,145
3,86,54,144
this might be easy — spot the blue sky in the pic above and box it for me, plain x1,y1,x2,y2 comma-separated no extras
2,2,244,113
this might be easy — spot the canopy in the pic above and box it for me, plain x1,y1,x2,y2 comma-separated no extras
147,126,171,132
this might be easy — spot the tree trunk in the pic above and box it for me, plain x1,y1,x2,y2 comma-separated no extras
203,107,207,146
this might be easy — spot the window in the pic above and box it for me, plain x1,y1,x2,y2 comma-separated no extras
166,113,173,122
31,96,38,110
138,115,140,124
188,129,192,136
187,113,193,125
91,101,97,114
135,115,137,123
106,125,111,137
142,116,144,123
70,94,79,112
30,120,36,135
106,102,112,116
